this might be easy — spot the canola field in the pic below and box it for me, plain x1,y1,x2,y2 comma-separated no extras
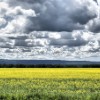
0,68,100,100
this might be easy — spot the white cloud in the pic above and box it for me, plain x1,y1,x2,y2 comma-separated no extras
0,18,6,27
0,1,36,34
6,6,36,17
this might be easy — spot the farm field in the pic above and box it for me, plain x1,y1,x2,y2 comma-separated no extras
0,68,100,100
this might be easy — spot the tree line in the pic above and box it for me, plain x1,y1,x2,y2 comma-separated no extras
0,64,100,68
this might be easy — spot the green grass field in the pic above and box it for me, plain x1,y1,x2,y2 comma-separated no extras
0,68,100,100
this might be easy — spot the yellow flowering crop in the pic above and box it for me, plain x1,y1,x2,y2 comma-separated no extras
0,68,99,100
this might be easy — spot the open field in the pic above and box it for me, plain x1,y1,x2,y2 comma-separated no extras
0,68,100,100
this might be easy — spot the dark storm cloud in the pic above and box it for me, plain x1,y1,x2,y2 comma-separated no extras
5,0,98,32
14,40,28,47
49,31,91,47
50,38,88,47
8,35,28,40
87,18,100,33
93,0,98,5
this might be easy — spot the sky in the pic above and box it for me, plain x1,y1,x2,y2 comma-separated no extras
0,0,100,61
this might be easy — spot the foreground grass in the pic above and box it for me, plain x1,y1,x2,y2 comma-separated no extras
0,68,99,100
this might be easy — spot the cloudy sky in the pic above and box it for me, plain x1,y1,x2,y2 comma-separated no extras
0,0,100,61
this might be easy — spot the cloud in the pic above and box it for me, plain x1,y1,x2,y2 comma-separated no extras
86,18,100,33
0,30,99,60
0,0,100,60
0,1,36,34
49,31,92,47
27,0,98,32
2,0,98,32
0,18,6,27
